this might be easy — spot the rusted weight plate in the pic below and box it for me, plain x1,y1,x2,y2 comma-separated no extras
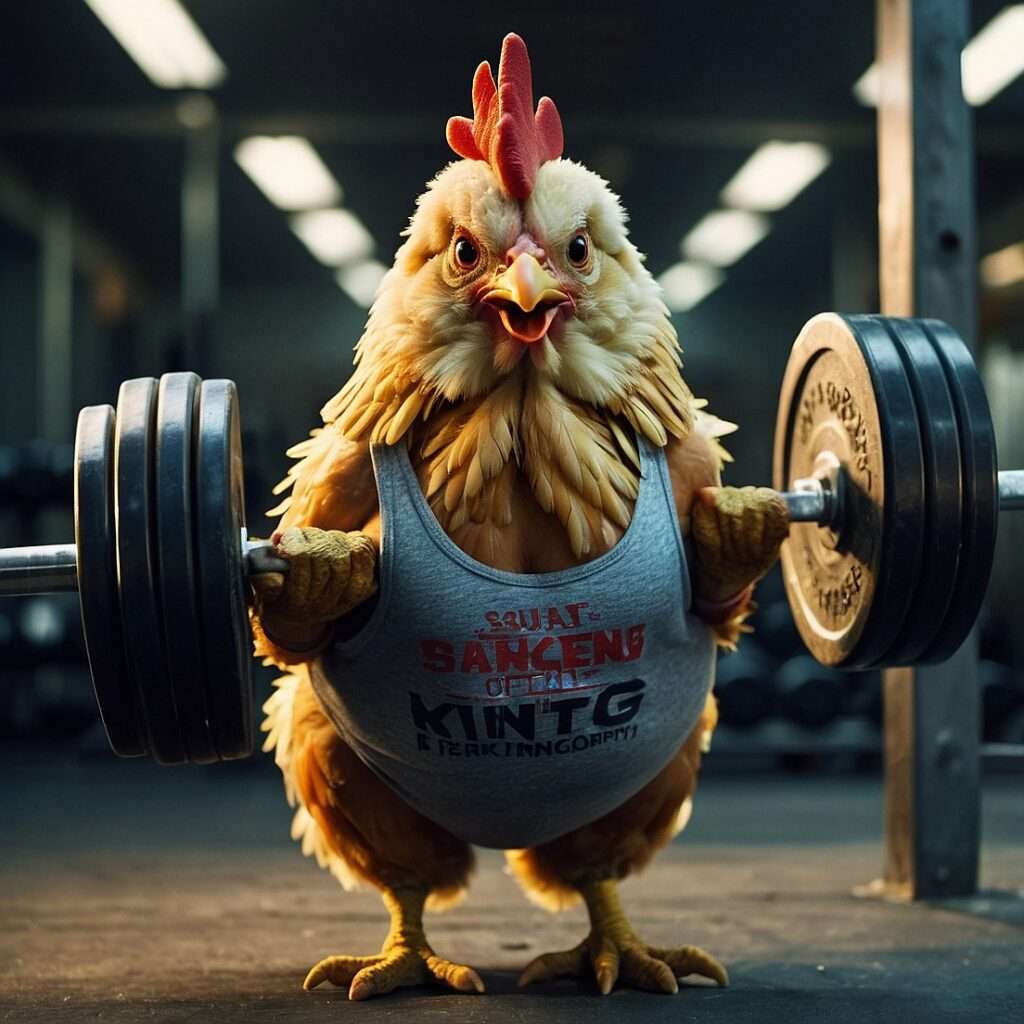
773,313,926,669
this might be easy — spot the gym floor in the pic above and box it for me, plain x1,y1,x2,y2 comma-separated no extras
3,746,1022,1024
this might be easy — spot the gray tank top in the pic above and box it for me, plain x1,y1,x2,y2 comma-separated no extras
311,436,716,850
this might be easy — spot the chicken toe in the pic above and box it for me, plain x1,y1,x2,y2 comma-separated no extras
518,878,727,995
303,887,484,1001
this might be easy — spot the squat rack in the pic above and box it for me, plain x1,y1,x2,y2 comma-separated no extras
877,0,981,901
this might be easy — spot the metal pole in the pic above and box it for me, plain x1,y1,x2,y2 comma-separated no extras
179,95,220,373
877,0,980,900
38,194,73,443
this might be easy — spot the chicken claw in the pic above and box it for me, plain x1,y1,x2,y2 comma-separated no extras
691,485,789,596
518,879,727,995
251,526,377,626
304,947,484,1000
303,887,484,1001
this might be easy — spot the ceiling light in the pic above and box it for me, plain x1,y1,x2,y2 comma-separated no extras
657,262,725,312
234,137,342,211
84,0,226,90
981,241,1024,288
721,141,831,212
853,5,1024,108
290,209,374,266
961,5,1024,105
681,210,770,267
337,260,389,308
852,64,880,107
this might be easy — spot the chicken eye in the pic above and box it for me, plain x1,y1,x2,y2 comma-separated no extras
567,233,589,266
453,236,479,270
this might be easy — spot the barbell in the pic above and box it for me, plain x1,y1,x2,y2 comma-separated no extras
0,375,285,765
0,313,1020,765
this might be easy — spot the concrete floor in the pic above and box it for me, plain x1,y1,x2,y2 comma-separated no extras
2,747,1022,1023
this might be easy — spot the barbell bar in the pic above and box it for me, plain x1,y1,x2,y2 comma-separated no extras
0,313,1019,763
0,537,284,597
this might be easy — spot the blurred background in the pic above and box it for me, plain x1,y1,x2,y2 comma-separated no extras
1,0,1023,769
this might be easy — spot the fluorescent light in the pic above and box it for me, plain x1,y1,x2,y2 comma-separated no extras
291,209,374,266
852,64,880,106
84,0,226,89
855,62,902,108
721,141,831,212
981,242,1024,288
235,137,342,211
853,5,1024,108
657,262,725,312
962,5,1024,104
337,260,388,307
681,210,770,267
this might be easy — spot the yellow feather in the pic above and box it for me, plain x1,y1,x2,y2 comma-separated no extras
426,460,449,499
444,465,468,513
384,391,425,445
625,398,667,446
608,417,641,471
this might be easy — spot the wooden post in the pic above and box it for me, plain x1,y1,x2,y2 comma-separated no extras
877,0,980,900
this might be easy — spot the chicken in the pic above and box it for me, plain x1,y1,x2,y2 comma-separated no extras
253,33,788,1000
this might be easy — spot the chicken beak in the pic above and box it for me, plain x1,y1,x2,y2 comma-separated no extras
480,254,569,344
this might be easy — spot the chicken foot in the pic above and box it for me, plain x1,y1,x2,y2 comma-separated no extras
518,878,727,995
303,886,485,1000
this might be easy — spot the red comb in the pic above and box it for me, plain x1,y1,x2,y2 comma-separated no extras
446,33,564,199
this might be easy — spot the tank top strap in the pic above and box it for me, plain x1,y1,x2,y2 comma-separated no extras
370,439,438,575
634,435,694,612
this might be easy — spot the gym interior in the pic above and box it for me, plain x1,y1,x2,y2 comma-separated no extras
1,2,1022,1022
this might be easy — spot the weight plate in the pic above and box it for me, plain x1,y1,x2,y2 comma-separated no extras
918,320,999,662
773,313,925,669
74,404,146,757
872,317,963,664
195,380,254,760
115,378,186,764
155,373,218,764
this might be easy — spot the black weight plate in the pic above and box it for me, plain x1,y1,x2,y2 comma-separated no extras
195,380,253,760
873,317,963,665
919,320,999,662
774,313,926,670
155,373,218,764
74,404,146,757
115,378,186,764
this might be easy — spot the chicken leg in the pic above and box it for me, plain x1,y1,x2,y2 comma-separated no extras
304,886,484,1000
518,878,727,995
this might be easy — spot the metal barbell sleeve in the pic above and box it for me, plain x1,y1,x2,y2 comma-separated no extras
0,535,287,599
782,468,1024,525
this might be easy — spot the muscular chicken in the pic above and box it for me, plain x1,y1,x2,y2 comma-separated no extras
254,33,788,1000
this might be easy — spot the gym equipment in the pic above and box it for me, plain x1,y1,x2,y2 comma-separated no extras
0,377,285,765
0,313,1021,762
775,655,846,730
775,314,1022,671
714,641,777,729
